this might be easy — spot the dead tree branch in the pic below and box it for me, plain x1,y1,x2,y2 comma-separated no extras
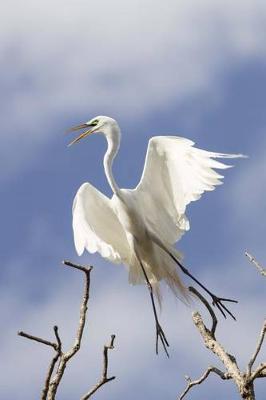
247,321,266,375
81,335,116,400
18,329,59,351
179,366,232,400
179,287,266,400
245,252,266,277
42,326,62,400
18,260,116,400
43,260,92,398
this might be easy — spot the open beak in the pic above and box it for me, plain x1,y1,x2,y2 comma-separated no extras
67,123,95,146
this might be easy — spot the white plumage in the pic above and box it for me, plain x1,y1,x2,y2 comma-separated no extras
69,116,244,353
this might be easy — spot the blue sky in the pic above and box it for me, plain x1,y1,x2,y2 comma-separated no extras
1,1,266,399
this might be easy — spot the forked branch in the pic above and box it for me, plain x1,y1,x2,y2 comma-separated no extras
179,366,232,400
81,335,116,400
18,260,116,400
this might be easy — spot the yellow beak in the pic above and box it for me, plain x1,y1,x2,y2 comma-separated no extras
67,123,94,146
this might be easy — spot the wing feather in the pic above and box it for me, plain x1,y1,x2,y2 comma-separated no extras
73,182,129,263
134,136,245,244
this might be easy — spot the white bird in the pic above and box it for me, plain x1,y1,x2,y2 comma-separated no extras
68,116,244,355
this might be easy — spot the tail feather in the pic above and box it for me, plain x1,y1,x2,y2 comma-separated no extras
127,240,190,305
161,248,190,304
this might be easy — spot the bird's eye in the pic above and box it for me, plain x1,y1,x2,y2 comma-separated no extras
90,120,98,126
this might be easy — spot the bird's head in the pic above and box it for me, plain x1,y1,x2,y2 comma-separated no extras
67,115,119,146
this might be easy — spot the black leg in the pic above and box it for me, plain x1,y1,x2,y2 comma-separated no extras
136,254,169,357
168,252,237,320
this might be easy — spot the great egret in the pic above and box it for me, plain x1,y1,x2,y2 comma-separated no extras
68,116,244,356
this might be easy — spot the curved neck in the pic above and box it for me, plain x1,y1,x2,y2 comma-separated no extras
103,127,121,195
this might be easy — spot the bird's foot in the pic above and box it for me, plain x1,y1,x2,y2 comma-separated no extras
210,294,238,320
170,254,238,320
155,320,169,358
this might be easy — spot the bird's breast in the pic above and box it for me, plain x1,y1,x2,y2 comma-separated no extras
112,191,146,239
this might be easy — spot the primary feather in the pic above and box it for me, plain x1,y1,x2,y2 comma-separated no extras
133,136,243,240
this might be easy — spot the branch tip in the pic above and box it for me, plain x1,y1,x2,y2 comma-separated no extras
80,334,117,400
245,252,266,277
62,259,93,274
179,366,231,400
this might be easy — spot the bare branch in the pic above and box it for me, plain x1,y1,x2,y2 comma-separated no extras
102,334,116,381
80,335,116,400
192,311,243,387
46,261,93,399
189,286,217,337
179,366,232,400
41,327,62,400
18,331,58,351
245,252,266,277
247,320,266,375
63,259,93,275
18,326,63,400
250,363,266,381
53,325,62,350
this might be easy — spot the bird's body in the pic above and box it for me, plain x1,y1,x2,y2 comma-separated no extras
69,116,244,353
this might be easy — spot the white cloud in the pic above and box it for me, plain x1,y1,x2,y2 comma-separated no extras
2,0,266,179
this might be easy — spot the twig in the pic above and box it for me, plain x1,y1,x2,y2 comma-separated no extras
178,366,232,400
63,260,92,274
18,326,63,400
80,335,116,400
250,363,266,381
245,252,266,277
247,320,266,375
53,325,62,350
42,327,62,400
18,331,58,350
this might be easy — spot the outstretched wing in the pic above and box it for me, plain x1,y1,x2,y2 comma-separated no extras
133,136,245,244
73,182,129,263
